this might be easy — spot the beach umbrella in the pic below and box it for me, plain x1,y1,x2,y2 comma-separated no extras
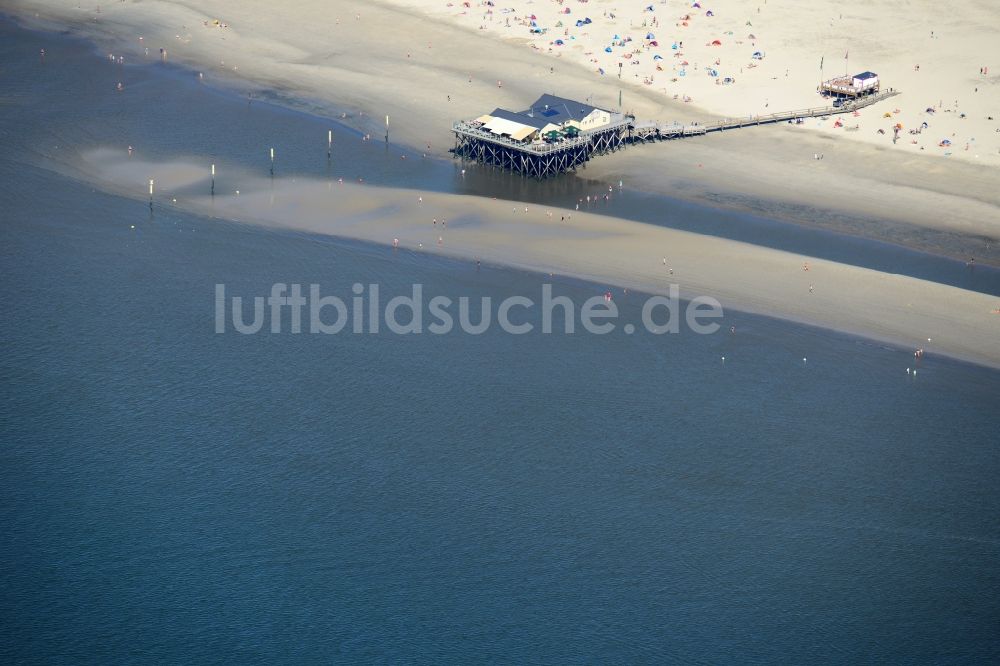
646,32,656,39
706,10,714,17
711,39,722,46
649,40,658,46
653,54,663,60
605,46,613,52
554,39,564,45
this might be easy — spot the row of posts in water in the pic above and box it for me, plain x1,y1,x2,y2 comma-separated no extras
147,123,390,209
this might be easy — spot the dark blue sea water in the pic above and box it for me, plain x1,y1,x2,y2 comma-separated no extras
2,18,999,664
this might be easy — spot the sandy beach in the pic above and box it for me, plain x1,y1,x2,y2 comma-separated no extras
6,0,1000,364
397,0,1000,166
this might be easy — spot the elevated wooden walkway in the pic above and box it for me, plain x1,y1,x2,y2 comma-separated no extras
629,89,900,141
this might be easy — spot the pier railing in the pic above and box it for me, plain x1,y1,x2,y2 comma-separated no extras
452,121,591,155
703,89,899,131
631,89,900,139
452,115,631,156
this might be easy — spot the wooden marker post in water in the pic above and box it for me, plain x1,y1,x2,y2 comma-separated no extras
385,115,389,144
327,130,333,161
269,147,275,176
211,164,215,196
148,179,154,210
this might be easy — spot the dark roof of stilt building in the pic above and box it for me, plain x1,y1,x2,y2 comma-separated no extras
488,95,609,130
522,94,604,124
489,108,550,129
